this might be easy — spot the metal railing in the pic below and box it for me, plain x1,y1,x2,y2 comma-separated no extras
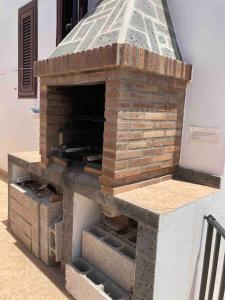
199,215,225,300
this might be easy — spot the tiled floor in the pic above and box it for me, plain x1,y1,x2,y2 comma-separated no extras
0,176,72,300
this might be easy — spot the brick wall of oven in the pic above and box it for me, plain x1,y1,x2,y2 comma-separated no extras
40,85,72,167
100,69,187,190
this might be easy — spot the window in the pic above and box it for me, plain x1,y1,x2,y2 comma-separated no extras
18,0,37,98
57,0,88,45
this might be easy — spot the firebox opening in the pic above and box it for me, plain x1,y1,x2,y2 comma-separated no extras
52,84,105,174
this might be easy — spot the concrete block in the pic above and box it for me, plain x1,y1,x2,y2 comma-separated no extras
133,223,158,300
9,182,62,262
102,204,121,218
82,226,136,292
9,196,32,223
40,200,63,265
99,223,137,248
66,258,130,300
49,216,63,262
31,199,40,258
9,184,33,209
9,183,41,258
9,209,32,238
11,221,32,251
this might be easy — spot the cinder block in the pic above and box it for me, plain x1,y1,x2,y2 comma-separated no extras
9,209,32,238
31,199,40,258
49,216,63,262
40,200,63,265
9,183,41,258
100,224,137,248
9,183,62,263
102,204,121,218
66,258,130,300
82,226,136,292
9,197,32,224
9,184,33,209
11,221,32,251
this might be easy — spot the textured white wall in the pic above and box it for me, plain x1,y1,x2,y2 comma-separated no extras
154,190,225,300
0,0,57,172
168,0,225,176
0,0,96,172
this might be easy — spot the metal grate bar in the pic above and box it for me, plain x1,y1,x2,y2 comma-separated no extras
207,232,221,300
199,215,225,300
199,222,214,300
218,253,225,300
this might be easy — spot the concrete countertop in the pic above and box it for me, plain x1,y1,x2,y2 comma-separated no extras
8,151,41,168
8,151,218,226
116,179,217,215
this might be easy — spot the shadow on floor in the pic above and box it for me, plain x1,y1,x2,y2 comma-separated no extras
3,219,73,300
0,173,8,183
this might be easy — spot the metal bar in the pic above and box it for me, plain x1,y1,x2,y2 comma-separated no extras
72,114,105,123
218,253,225,300
199,222,214,300
208,232,221,300
207,215,225,240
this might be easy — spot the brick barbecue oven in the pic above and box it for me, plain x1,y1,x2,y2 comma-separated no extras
8,1,200,300
36,0,191,195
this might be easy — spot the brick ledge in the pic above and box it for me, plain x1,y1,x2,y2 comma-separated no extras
35,43,192,82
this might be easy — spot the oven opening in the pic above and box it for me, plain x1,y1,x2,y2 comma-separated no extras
52,83,105,175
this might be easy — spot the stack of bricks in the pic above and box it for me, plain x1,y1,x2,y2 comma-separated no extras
100,69,186,193
35,44,191,81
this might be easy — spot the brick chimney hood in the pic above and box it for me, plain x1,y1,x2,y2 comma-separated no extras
35,0,192,195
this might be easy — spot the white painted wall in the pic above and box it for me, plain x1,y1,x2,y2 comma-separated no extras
72,193,101,260
0,0,57,172
154,189,225,300
0,0,96,173
168,0,225,176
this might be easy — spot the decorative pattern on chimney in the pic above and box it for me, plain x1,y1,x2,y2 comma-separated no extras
49,0,181,60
